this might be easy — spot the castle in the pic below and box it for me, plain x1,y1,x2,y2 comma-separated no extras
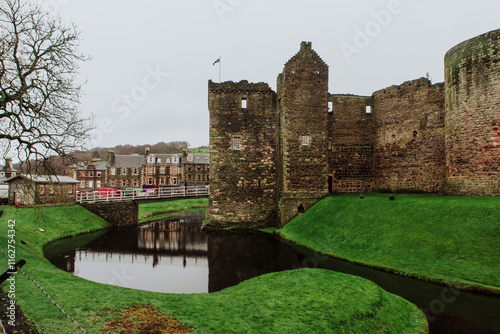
207,29,500,229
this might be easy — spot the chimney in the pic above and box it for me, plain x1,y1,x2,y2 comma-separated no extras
107,150,115,163
145,147,151,156
5,158,13,171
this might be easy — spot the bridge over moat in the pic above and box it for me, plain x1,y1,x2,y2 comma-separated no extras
79,185,208,227
77,185,208,204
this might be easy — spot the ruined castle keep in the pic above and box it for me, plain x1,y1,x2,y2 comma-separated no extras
207,29,500,229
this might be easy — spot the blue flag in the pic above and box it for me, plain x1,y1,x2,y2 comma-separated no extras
213,58,221,65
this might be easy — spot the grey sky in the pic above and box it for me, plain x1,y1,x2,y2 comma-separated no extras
49,0,500,149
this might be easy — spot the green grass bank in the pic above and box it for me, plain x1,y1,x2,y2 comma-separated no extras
277,194,500,293
0,203,427,333
138,198,208,222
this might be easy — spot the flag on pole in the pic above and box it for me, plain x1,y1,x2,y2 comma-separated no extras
213,57,221,65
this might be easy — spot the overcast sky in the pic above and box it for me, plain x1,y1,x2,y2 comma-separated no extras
47,0,500,149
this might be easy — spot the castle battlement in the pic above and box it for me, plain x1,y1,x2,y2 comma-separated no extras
208,80,274,93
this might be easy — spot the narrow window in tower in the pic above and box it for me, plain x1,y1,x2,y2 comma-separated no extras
328,141,332,150
233,137,241,150
302,136,311,146
366,106,372,114
241,98,247,109
328,101,333,112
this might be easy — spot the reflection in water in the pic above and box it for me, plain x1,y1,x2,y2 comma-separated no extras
207,233,302,292
46,210,210,294
44,209,500,334
45,209,303,294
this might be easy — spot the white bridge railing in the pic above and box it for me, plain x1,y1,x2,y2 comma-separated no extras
77,186,208,204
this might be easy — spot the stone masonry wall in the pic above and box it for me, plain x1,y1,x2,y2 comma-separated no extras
372,78,446,193
81,201,138,227
208,80,278,228
442,29,500,196
328,94,375,193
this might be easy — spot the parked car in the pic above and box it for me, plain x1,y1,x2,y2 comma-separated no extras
98,188,119,198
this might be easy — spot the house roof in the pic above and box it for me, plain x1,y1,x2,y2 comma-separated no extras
6,174,79,184
109,155,145,168
187,154,210,165
68,160,108,170
91,161,108,170
145,154,181,165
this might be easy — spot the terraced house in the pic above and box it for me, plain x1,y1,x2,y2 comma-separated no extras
144,150,181,186
183,153,210,184
67,160,107,191
106,151,145,189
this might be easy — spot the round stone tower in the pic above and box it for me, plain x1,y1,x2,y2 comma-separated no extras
443,29,500,196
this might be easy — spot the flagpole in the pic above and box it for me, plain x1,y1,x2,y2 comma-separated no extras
219,56,222,83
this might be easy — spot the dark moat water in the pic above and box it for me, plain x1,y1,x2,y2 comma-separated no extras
44,209,500,334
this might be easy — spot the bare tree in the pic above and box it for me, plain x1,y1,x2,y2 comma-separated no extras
0,0,92,174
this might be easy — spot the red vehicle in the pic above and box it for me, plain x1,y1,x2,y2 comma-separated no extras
98,188,119,197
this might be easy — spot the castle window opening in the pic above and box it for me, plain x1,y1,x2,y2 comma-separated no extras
328,141,332,150
298,205,305,214
328,101,333,112
241,98,247,109
39,185,45,195
413,130,418,137
122,168,127,175
134,180,138,187
49,186,54,194
233,137,241,150
302,136,311,146
366,106,372,114
148,177,153,185
122,180,126,187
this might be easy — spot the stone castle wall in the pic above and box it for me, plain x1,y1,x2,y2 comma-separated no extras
372,78,446,193
328,94,375,193
208,80,278,228
442,29,500,196
208,29,499,229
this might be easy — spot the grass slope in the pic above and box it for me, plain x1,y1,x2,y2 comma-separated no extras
0,204,427,333
278,194,500,292
138,198,208,221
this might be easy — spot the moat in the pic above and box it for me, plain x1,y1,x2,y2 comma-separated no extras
44,209,500,334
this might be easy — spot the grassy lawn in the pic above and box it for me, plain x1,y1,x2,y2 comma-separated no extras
0,204,427,333
138,198,208,221
277,194,500,293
